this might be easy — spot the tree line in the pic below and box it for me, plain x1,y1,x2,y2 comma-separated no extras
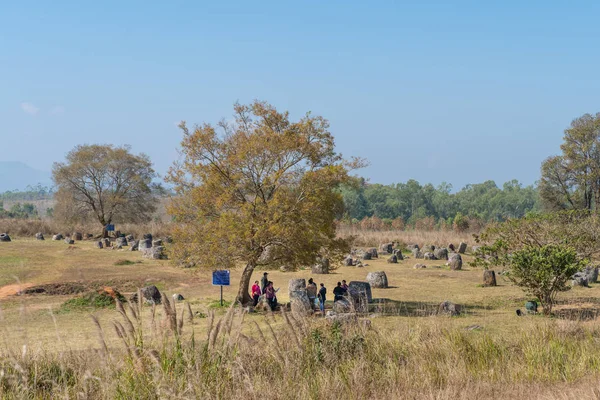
340,178,540,227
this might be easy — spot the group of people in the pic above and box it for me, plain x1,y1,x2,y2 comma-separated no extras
251,272,352,313
251,272,280,310
306,279,350,312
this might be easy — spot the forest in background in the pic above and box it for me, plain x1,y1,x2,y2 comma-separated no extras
0,179,540,230
340,178,539,228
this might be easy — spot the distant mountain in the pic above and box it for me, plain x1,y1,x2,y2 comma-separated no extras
0,162,52,192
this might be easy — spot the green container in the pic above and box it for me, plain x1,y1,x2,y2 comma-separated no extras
525,301,538,313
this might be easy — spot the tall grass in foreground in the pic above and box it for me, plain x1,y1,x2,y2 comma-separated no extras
1,296,600,399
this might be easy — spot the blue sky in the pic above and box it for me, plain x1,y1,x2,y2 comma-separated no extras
2,1,599,190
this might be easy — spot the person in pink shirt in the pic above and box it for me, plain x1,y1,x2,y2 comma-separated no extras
251,280,261,306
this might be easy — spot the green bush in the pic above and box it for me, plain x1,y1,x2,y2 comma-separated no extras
114,259,137,266
509,244,585,315
59,291,124,313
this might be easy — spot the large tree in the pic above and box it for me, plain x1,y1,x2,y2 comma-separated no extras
52,144,159,233
540,113,600,211
167,101,358,304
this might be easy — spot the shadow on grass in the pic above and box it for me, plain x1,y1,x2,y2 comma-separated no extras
553,297,600,321
367,298,490,317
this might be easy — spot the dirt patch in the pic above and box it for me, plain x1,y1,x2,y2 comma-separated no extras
23,282,87,296
0,283,34,299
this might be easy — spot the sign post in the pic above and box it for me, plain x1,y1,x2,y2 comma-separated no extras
212,270,230,306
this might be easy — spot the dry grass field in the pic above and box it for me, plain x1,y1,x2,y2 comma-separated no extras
1,232,600,398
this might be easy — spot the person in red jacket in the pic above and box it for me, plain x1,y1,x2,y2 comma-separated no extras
251,280,261,306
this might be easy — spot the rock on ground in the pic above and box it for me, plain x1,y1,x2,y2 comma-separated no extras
288,278,306,293
348,281,372,304
290,290,312,315
412,248,423,259
141,246,167,260
438,301,461,316
572,272,589,287
585,265,599,284
130,285,162,304
172,293,185,301
366,271,388,288
333,297,353,313
393,249,404,260
448,253,463,270
312,258,330,274
483,270,497,286
138,238,152,250
434,248,449,260
380,243,393,254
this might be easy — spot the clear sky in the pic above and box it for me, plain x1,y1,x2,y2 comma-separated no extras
2,1,599,190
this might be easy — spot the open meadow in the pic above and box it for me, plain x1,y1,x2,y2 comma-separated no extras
1,232,600,399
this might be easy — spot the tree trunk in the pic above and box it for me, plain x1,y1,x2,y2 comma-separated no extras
236,263,255,305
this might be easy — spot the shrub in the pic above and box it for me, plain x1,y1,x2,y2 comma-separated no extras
114,259,137,266
59,291,124,313
453,212,469,232
508,244,585,315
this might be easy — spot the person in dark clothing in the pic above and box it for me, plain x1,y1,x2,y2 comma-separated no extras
318,283,327,313
341,280,349,292
265,281,277,311
261,272,269,294
333,282,345,302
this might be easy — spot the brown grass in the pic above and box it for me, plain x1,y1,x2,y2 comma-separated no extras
1,231,600,398
338,225,476,248
1,299,600,399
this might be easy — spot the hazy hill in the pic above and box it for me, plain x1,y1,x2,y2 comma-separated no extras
0,162,52,192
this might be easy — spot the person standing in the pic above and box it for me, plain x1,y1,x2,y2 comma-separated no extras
333,282,345,302
318,283,327,313
265,281,277,311
341,280,349,292
251,280,262,306
307,278,317,310
261,272,269,294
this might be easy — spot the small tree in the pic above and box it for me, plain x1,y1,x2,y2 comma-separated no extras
52,144,160,234
509,244,585,315
452,212,469,232
167,101,361,304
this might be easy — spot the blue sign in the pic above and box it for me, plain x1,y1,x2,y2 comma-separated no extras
105,224,115,232
212,270,230,286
